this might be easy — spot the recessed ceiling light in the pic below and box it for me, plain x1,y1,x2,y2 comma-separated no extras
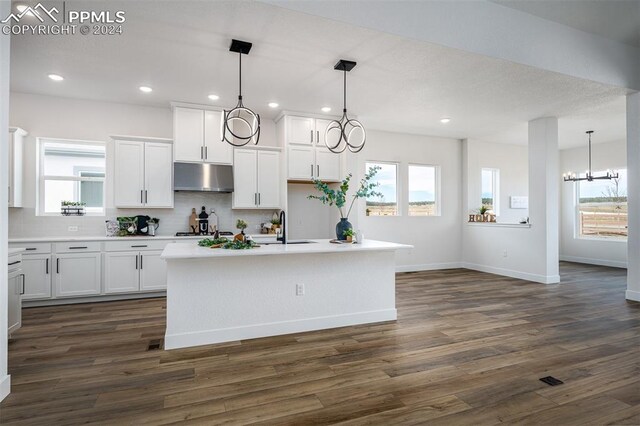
268,102,279,108
321,107,331,113
139,86,153,93
48,74,64,81
208,94,219,101
440,117,451,124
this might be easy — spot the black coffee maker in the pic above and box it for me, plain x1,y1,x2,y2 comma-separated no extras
134,215,152,235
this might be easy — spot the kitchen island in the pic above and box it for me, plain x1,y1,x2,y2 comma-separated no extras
161,239,412,349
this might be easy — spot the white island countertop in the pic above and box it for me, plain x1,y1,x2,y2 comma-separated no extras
161,239,413,259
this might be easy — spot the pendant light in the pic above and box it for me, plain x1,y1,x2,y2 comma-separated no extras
325,59,366,153
221,39,260,146
563,131,618,182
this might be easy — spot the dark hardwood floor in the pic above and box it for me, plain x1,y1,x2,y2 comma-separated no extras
1,262,638,425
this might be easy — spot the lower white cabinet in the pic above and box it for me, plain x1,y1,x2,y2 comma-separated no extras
54,253,102,298
104,250,167,294
22,254,52,300
8,258,23,335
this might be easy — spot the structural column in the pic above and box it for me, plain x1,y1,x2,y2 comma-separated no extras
528,117,560,284
627,93,640,302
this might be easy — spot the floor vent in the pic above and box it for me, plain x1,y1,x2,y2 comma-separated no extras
539,376,563,386
147,339,163,351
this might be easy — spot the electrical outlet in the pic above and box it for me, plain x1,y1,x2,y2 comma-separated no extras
503,249,508,258
296,283,305,296
68,226,78,232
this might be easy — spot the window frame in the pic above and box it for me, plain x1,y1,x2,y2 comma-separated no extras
481,167,500,216
37,137,107,217
574,168,628,242
408,163,441,217
364,160,400,217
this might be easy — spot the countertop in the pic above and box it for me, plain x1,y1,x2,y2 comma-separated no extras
161,239,413,259
8,234,275,243
8,248,25,256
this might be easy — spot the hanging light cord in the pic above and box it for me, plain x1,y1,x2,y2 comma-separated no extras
237,52,243,106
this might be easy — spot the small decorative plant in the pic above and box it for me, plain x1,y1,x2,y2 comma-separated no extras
308,166,383,221
479,205,489,215
61,201,86,206
343,228,355,242
270,218,281,226
236,219,248,233
61,201,87,216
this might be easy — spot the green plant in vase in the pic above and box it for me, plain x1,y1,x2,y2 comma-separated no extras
308,166,383,240
343,228,355,242
235,219,248,241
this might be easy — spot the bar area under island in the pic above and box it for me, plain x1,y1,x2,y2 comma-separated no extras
161,239,413,350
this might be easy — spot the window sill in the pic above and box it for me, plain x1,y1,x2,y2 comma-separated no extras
467,222,531,228
575,236,627,243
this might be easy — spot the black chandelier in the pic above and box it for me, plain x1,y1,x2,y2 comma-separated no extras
563,131,618,182
221,39,260,147
325,59,366,153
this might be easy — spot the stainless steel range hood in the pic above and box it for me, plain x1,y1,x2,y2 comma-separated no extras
174,162,234,192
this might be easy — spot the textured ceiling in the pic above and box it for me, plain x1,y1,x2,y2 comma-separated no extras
9,0,630,148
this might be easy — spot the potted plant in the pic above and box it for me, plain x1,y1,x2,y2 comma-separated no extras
61,201,86,216
235,219,248,242
343,228,355,243
308,166,383,240
270,218,281,234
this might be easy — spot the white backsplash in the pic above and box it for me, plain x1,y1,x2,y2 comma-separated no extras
8,192,277,238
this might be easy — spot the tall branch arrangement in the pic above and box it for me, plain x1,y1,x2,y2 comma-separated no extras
308,166,383,219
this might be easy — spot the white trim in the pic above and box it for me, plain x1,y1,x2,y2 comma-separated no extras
560,255,627,269
274,110,341,123
625,290,640,302
110,135,173,144
170,101,223,112
396,262,463,272
165,309,397,350
8,127,27,136
462,262,560,284
0,374,10,402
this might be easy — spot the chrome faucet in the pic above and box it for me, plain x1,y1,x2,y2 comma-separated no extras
277,210,286,244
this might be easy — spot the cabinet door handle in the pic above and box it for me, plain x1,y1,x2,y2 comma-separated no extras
56,258,60,274
310,164,314,178
19,274,25,295
200,146,204,160
140,254,143,270
317,165,320,177
131,245,148,248
46,258,49,274
204,146,208,160
310,130,313,143
144,190,148,204
254,193,257,205
135,255,138,270
258,193,261,205
8,260,20,266
25,247,37,251
69,246,87,250
317,130,320,144
141,189,144,204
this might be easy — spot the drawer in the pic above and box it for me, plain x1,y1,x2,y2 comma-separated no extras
54,242,102,253
104,240,169,252
10,243,52,254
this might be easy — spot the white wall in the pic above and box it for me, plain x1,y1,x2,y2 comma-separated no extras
560,139,628,267
348,130,463,271
464,140,528,223
8,92,279,238
287,183,339,240
1,0,11,402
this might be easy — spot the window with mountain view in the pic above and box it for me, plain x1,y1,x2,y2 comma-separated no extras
577,169,627,239
408,165,439,216
365,162,398,216
481,168,500,215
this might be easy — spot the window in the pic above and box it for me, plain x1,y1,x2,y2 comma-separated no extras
38,139,106,215
481,168,500,215
408,165,439,216
365,162,398,216
577,169,627,239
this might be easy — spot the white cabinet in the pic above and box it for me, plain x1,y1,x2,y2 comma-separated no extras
288,146,315,180
114,139,173,208
233,149,281,209
21,254,52,300
54,253,101,298
8,255,23,335
173,106,232,164
105,250,166,294
174,107,205,162
315,148,342,181
104,252,140,294
204,110,233,165
140,251,167,291
8,127,26,208
287,116,315,145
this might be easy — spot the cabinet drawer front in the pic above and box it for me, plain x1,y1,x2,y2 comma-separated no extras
55,242,101,253
104,240,169,252
10,243,52,254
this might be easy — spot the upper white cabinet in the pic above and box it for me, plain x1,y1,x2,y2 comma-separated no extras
315,147,342,181
288,116,315,145
233,148,281,209
113,137,173,208
173,106,232,165
8,127,26,208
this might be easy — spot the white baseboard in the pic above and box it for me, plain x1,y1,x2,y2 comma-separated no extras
462,262,560,284
626,290,640,302
396,262,463,273
0,374,10,402
165,309,397,350
23,291,166,307
560,255,627,269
